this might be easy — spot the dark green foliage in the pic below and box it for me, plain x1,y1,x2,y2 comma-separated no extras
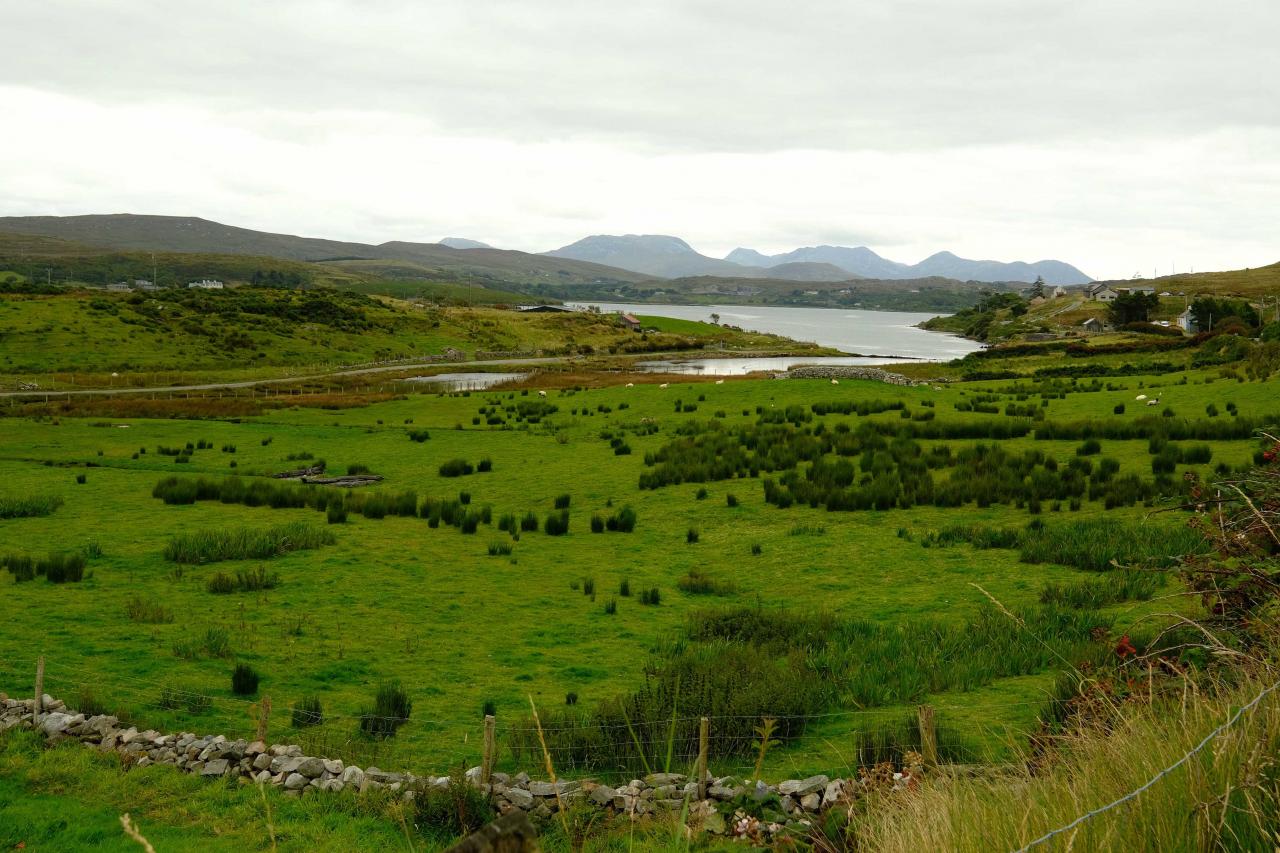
346,463,370,475
686,528,699,543
695,487,708,500
42,552,87,584
619,579,631,597
410,766,494,837
1019,518,1207,572
75,473,87,484
726,493,739,507
206,572,236,594
438,458,474,477
554,494,571,509
604,505,637,532
639,588,661,605
408,429,431,442
458,491,471,505
231,663,260,696
677,569,736,595
544,510,570,535
487,541,512,556
582,578,595,596
326,501,348,524
360,681,412,739
751,543,762,556
520,511,539,532
590,514,604,533
292,695,324,727
477,458,492,472
124,595,174,624
1076,439,1101,456
1113,404,1125,414
1040,570,1166,608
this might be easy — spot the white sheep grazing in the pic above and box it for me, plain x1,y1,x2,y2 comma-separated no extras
1136,394,1147,401
659,383,669,389
538,390,547,398
715,379,725,385
1146,398,1160,406
625,382,634,388
831,379,839,385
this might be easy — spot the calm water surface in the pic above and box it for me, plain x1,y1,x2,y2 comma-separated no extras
406,372,529,390
577,302,982,360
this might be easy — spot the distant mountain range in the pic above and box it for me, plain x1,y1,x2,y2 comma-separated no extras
549,235,1091,284
0,215,1092,289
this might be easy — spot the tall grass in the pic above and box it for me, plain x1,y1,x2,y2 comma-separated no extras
1020,517,1206,572
0,494,63,519
163,522,334,564
849,675,1280,852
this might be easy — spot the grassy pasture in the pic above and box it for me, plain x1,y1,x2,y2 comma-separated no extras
0,369,1273,783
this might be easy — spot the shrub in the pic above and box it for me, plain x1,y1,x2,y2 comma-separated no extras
726,493,739,507
327,501,348,524
520,511,539,532
696,487,708,500
544,510,570,536
43,552,86,583
605,505,637,532
439,458,473,477
619,579,631,597
346,463,371,475
75,473,87,485
590,514,605,533
1076,439,1101,456
360,681,412,739
292,695,324,727
459,491,472,505
686,528,700,544
487,542,513,556
751,543,763,555
639,587,661,605
554,494,571,509
477,458,492,472
231,663,260,695
410,766,494,837
1113,403,1125,414
408,429,431,442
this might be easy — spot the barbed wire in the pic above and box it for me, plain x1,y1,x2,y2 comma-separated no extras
1013,677,1280,852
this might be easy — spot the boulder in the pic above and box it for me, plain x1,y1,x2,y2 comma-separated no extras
39,712,75,736
296,757,326,779
779,775,828,797
323,759,343,775
504,787,534,809
589,785,617,807
252,753,273,771
800,793,821,812
340,766,364,787
201,759,230,777
644,772,686,787
284,772,308,791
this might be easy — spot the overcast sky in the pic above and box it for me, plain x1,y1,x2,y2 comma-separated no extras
2,0,1277,279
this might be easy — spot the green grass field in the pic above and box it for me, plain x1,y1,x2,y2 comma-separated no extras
1,369,1272,781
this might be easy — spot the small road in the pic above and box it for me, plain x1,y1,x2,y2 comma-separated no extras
0,356,567,399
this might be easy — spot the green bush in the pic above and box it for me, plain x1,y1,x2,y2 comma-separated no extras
231,663,260,695
360,681,412,739
439,458,473,477
544,510,570,536
163,522,334,564
0,495,62,519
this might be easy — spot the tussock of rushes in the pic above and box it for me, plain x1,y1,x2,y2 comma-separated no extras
1020,518,1206,572
163,522,334,564
0,494,63,519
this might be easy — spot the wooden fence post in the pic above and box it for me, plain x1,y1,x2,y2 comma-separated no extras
482,714,496,784
257,695,271,743
696,716,710,799
33,656,45,719
917,704,937,768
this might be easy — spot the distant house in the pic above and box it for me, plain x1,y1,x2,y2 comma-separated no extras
518,304,573,313
188,279,224,289
620,313,641,331
1125,285,1156,296
1089,287,1119,303
1176,308,1198,333
134,279,158,290
1081,317,1106,333
1051,286,1067,298
105,281,132,292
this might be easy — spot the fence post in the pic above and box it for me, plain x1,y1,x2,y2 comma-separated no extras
33,656,45,720
696,716,709,799
918,704,937,768
257,695,271,743
482,714,496,784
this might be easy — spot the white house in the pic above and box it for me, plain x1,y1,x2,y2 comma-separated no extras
188,279,224,289
1176,308,1197,333
1091,287,1119,303
1052,286,1067,298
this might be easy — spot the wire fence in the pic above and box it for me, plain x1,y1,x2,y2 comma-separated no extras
1,653,1049,780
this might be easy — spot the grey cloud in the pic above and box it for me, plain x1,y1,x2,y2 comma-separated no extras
7,0,1279,153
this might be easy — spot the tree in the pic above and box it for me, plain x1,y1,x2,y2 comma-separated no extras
1108,291,1159,325
1029,276,1045,299
709,313,720,325
1191,297,1259,333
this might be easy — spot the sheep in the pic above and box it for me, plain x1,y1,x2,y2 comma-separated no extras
1136,394,1147,401
625,382,634,388
659,383,669,389
1146,397,1160,406
715,379,725,385
538,390,547,398
831,379,839,385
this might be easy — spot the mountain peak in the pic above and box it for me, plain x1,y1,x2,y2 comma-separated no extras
438,237,493,250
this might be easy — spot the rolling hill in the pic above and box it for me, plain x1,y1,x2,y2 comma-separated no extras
545,234,852,281
0,215,652,287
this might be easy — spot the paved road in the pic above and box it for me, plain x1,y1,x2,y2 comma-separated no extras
0,356,567,399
